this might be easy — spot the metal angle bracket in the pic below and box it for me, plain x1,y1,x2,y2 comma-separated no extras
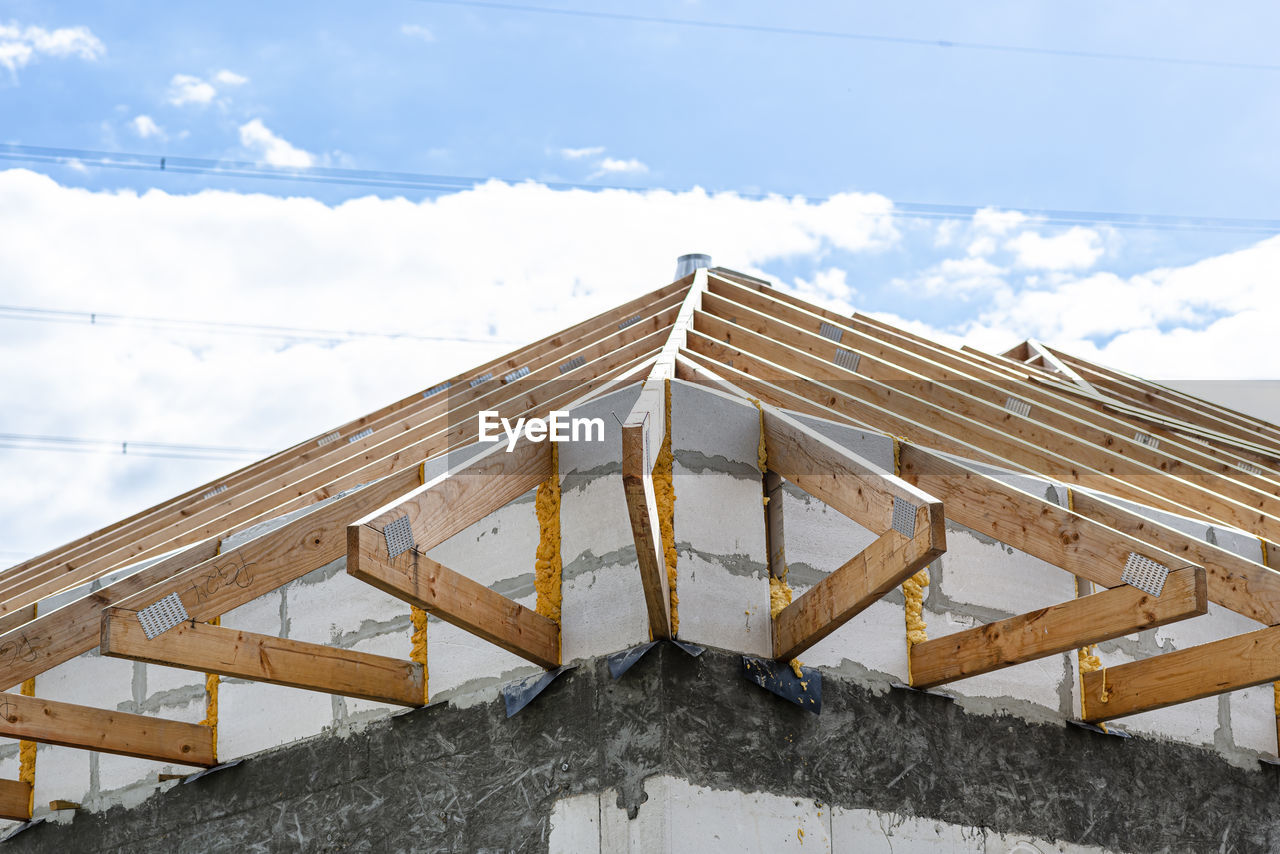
137,592,190,640
503,665,576,718
607,638,706,680
1122,552,1170,597
741,656,822,714
891,496,918,538
0,819,45,842
182,758,245,785
1067,720,1131,739
383,515,416,559
889,681,956,703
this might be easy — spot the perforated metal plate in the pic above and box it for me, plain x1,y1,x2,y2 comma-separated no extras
891,496,917,537
503,366,530,383
559,355,585,374
383,515,416,559
618,314,642,330
1133,431,1160,449
317,431,341,447
1122,552,1169,596
424,380,452,398
819,322,843,343
137,593,190,640
201,484,227,500
469,372,493,388
1004,396,1032,417
834,348,860,372
1239,461,1264,475
347,427,373,443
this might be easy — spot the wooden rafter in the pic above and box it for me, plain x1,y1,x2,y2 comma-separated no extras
346,437,560,669
0,338,658,656
713,272,1280,490
696,281,1280,540
0,277,692,587
100,608,425,706
1045,345,1280,457
0,288,684,618
620,268,705,638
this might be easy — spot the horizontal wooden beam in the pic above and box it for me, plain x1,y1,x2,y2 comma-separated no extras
348,524,560,669
910,566,1207,688
774,518,945,660
100,608,424,707
1082,623,1280,723
0,692,214,766
0,778,30,822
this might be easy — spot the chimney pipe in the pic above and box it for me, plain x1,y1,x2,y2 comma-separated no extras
674,253,712,280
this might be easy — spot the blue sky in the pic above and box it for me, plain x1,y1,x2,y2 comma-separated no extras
2,1,1279,560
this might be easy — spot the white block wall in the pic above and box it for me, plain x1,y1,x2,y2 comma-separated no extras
549,775,1123,854
12,379,1278,819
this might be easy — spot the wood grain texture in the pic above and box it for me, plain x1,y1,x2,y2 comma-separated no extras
0,692,214,766
910,566,1207,688
1082,622,1280,723
101,607,424,706
348,524,559,669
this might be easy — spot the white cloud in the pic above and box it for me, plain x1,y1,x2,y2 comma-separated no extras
789,268,856,314
0,169,898,560
1006,226,1104,270
166,70,246,106
129,115,164,139
900,256,1009,297
167,73,217,106
238,119,315,168
213,69,248,86
0,22,104,74
938,234,1280,379
400,24,435,42
560,146,605,160
972,207,1027,236
594,157,648,175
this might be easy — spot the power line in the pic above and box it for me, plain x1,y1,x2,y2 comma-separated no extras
0,303,520,345
0,433,270,461
4,143,1280,236
413,0,1280,73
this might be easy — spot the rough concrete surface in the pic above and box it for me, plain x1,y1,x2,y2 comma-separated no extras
7,646,1279,853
